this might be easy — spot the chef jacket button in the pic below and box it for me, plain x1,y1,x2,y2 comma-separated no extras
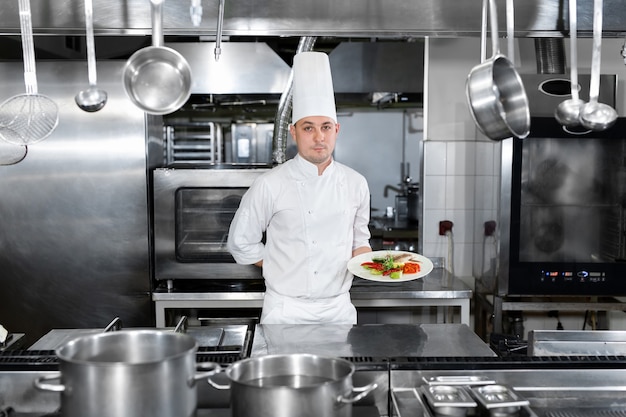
314,271,318,275
312,240,317,245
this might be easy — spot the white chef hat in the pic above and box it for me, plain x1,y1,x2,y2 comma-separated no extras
291,51,337,124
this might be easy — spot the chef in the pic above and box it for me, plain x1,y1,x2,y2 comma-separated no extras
227,51,372,324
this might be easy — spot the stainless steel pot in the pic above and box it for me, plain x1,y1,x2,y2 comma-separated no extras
122,0,192,115
466,0,530,141
34,330,218,417
208,353,378,417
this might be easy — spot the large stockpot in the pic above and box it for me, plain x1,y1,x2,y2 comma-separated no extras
466,0,530,141
34,330,218,417
208,353,378,417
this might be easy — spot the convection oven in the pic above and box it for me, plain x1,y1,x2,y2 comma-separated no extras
499,74,626,296
152,167,270,289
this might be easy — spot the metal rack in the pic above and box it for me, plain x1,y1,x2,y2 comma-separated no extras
163,122,222,165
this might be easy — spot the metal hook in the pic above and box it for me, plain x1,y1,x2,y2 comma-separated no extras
214,0,225,61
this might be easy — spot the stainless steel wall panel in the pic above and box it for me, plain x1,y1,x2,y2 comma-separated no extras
0,61,152,346
0,0,623,38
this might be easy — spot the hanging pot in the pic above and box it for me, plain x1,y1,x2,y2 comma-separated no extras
122,0,192,115
466,0,530,141
208,353,378,417
33,330,218,417
0,141,27,165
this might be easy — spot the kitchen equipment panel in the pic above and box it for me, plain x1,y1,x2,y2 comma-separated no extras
392,366,626,417
503,130,626,296
153,167,269,284
228,123,273,165
497,73,626,297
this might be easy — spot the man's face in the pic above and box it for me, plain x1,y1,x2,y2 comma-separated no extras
289,116,340,166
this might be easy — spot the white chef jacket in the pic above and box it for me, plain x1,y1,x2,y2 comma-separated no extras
227,154,371,324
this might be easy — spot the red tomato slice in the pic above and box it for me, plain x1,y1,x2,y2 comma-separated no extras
403,263,421,274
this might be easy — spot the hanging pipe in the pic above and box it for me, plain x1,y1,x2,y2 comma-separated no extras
271,36,317,165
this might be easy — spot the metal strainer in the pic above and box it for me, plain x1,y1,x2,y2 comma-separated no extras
0,0,58,145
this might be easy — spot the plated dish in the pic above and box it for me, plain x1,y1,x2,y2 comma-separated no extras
347,250,434,282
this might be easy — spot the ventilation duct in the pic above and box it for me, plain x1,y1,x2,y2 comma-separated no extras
535,38,566,74
272,37,316,165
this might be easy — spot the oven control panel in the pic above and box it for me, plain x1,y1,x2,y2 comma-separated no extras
508,263,625,295
540,269,607,284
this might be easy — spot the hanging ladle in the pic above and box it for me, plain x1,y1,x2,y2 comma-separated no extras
579,0,617,131
75,0,107,112
554,0,585,128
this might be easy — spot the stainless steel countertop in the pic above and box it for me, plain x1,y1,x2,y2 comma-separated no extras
152,268,472,301
250,323,496,358
528,330,626,356
350,268,472,299
27,325,249,351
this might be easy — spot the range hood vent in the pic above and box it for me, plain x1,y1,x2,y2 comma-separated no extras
329,41,424,95
167,42,292,95
167,40,424,116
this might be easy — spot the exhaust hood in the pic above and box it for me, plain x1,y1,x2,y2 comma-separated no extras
167,40,424,118
0,0,622,38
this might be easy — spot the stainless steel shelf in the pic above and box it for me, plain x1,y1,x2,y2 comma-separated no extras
153,268,472,327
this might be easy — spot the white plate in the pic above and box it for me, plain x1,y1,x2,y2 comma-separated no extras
347,250,434,282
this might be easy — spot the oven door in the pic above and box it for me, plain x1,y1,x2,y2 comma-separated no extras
502,120,626,296
153,168,270,281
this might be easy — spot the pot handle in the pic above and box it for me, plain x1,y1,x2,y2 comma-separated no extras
34,373,66,393
206,372,231,390
190,361,222,386
336,382,378,404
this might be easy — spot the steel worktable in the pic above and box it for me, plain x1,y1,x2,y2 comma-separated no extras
153,268,472,327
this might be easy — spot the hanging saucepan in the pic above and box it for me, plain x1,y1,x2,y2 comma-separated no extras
0,141,27,166
122,0,192,115
466,0,530,141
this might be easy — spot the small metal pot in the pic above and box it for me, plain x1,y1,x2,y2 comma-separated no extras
122,0,192,115
208,353,378,417
34,330,218,417
466,0,530,141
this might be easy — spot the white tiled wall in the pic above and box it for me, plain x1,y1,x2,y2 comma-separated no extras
422,37,502,282
421,140,500,281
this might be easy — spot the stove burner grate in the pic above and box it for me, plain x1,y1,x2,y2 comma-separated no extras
548,411,626,417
